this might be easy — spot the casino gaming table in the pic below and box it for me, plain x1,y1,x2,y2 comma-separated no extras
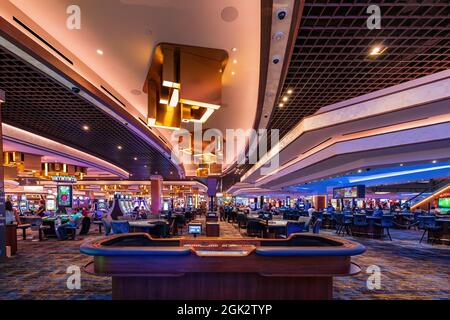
81,233,365,300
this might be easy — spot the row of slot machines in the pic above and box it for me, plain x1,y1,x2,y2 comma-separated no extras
117,195,150,214
12,196,109,215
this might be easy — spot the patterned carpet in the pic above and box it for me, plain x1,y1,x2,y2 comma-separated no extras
0,220,448,300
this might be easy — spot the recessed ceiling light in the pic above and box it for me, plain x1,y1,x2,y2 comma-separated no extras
399,164,404,166
117,145,123,150
278,103,284,107
82,125,90,131
357,169,363,173
96,49,104,55
231,71,236,76
134,157,138,161
144,165,148,168
369,45,386,57
282,96,288,102
287,89,293,94
432,160,437,163
231,47,237,52
233,59,238,64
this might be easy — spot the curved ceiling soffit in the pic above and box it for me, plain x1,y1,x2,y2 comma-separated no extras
0,16,185,178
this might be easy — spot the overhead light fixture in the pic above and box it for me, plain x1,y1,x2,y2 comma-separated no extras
369,45,387,57
231,47,237,52
287,89,293,94
96,49,104,55
162,81,181,89
432,160,437,163
134,157,138,161
278,103,284,107
357,169,363,173
168,88,180,107
231,71,236,76
117,145,123,150
349,165,450,183
82,125,90,131
233,59,238,64
399,164,404,167
282,96,288,102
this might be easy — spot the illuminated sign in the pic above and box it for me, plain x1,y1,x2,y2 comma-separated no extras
51,176,77,183
333,185,366,199
57,185,73,208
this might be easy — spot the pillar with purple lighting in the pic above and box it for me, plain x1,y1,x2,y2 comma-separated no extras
150,175,163,214
0,89,6,257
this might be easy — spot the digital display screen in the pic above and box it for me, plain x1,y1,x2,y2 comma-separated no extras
98,200,107,210
188,224,202,235
46,199,56,211
57,185,73,207
438,198,450,208
333,185,365,199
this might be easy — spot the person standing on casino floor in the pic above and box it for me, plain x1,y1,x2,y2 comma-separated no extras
35,200,46,217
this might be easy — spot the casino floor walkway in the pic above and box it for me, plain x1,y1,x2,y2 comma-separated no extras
0,222,448,300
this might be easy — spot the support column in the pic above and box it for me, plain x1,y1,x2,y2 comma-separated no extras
0,90,6,258
150,175,163,214
207,178,217,213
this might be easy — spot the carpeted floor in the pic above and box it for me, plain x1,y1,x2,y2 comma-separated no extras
0,220,448,300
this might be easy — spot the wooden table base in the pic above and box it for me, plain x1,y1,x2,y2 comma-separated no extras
112,273,333,300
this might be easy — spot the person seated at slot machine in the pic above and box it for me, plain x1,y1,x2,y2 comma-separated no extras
373,205,384,217
326,204,335,214
35,200,46,217
139,206,147,220
56,209,83,240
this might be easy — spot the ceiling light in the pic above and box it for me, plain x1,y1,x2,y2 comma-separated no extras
134,157,138,161
369,45,386,57
399,164,404,167
349,165,450,183
233,59,238,64
287,89,293,94
282,96,288,102
231,47,237,52
432,160,437,163
82,125,90,131
231,71,236,76
117,145,123,150
96,49,104,55
168,88,180,107
278,103,284,107
357,169,363,173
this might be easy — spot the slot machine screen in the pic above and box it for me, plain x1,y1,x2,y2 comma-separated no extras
57,185,73,207
188,224,202,235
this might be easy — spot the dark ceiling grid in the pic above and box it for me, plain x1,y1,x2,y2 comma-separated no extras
267,0,450,139
221,0,450,190
0,47,179,180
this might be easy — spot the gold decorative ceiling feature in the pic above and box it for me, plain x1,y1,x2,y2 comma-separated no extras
145,43,227,130
41,162,87,180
